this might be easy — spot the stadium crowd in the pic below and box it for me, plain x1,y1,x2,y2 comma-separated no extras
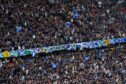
0,0,126,51
0,44,126,83
0,0,126,84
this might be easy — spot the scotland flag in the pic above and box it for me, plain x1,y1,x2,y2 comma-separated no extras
83,56,90,63
16,26,23,32
73,7,79,18
0,53,3,58
29,49,36,57
51,62,58,69
18,50,26,56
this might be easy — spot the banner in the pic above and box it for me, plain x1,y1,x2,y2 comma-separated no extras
10,50,18,57
3,51,11,58
104,39,110,46
0,37,126,58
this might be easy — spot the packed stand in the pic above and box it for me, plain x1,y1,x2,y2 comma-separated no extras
0,44,126,83
0,0,126,51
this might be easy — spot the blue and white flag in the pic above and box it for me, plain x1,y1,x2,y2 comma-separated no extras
46,47,54,53
66,44,76,50
110,39,116,44
55,45,62,51
51,62,58,69
81,42,88,48
76,43,81,50
42,57,48,62
118,38,125,43
83,56,90,63
123,38,126,42
16,26,23,32
34,48,41,53
65,44,71,50
18,50,26,56
30,49,36,57
65,22,72,28
60,45,66,50
73,7,79,18
0,53,3,58
79,43,84,50
115,38,124,43
88,42,95,49
93,41,99,48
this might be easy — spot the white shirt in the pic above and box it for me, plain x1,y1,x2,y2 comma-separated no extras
0,63,3,68
24,22,27,26
21,76,25,80
22,67,25,71
22,46,25,50
26,70,29,74
65,71,68,74
106,9,110,14
7,32,10,35
98,2,102,7
33,35,36,39
18,46,21,50
39,67,42,70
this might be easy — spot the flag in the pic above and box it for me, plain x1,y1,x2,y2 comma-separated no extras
121,38,126,43
46,47,52,53
98,40,104,47
73,11,79,18
80,43,84,49
3,51,11,58
10,50,18,57
54,46,60,51
51,62,57,69
91,41,98,48
94,41,99,48
59,45,66,50
16,26,23,32
115,38,124,43
0,53,3,58
41,47,47,53
18,50,26,56
76,43,81,50
110,39,116,44
82,42,89,48
79,43,83,50
72,44,77,50
88,42,96,49
104,39,110,46
34,48,41,53
30,49,36,57
83,56,90,63
25,50,31,55
123,38,126,42
66,44,76,50
65,22,72,28
73,7,79,18
48,47,54,53
65,44,70,50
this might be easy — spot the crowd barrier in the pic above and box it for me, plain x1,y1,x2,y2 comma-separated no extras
0,37,126,58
